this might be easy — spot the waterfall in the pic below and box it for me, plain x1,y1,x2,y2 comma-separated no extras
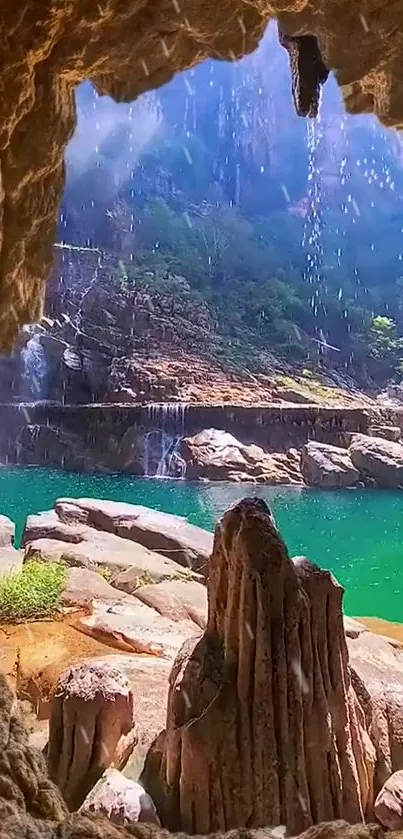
20,329,48,400
143,403,188,478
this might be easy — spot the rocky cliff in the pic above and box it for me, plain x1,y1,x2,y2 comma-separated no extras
1,1,403,350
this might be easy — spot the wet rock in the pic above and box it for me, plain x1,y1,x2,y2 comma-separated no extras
54,497,213,575
77,597,199,659
133,579,207,630
349,434,403,487
374,770,403,829
300,441,359,487
47,660,137,810
142,497,372,834
179,428,302,484
81,768,160,825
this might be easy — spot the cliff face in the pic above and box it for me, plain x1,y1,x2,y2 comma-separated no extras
1,0,403,351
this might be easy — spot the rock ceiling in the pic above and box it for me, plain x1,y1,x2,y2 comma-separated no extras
1,0,403,350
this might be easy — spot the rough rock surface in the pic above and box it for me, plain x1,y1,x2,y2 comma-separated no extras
53,497,213,574
81,769,161,825
349,434,403,487
47,660,137,810
0,665,394,839
133,579,207,630
76,597,200,658
23,506,203,581
179,428,302,484
374,770,403,830
0,513,22,576
347,625,403,796
300,441,360,488
2,1,403,347
142,498,373,835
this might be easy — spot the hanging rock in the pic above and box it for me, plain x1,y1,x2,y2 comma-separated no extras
141,497,373,835
47,660,137,810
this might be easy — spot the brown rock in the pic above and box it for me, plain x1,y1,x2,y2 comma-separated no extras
374,770,403,830
142,498,372,835
301,441,359,487
133,579,207,630
47,660,137,810
81,768,160,825
347,627,403,796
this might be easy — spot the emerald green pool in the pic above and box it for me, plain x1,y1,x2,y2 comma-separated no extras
1,467,403,622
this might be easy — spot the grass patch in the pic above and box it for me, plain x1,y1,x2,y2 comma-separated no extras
97,566,112,581
0,560,67,624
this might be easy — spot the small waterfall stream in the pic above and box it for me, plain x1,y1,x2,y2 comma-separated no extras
143,403,188,478
20,328,48,399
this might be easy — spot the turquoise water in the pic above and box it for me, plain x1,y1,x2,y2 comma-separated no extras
1,467,403,622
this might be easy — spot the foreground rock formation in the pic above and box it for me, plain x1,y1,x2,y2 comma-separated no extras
2,2,403,349
142,498,373,835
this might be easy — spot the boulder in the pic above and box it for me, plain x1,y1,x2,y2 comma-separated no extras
374,770,403,829
80,769,160,825
133,579,207,629
349,434,403,487
47,660,137,810
23,510,201,582
61,566,132,608
367,425,401,442
142,498,373,835
53,497,213,574
0,514,15,547
300,441,360,487
347,626,403,795
76,597,200,659
179,428,302,484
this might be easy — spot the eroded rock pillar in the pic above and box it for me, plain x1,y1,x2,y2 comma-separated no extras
142,497,372,834
47,660,137,810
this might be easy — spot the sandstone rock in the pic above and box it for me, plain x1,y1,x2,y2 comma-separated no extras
300,441,359,487
142,498,372,835
54,497,213,574
0,514,15,547
81,768,160,825
23,508,201,582
349,434,403,487
367,426,401,442
0,668,391,839
133,579,207,630
347,627,403,795
47,660,137,810
61,566,131,608
77,597,199,659
374,770,403,829
179,428,302,484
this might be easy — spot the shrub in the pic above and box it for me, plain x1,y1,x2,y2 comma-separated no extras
0,560,67,623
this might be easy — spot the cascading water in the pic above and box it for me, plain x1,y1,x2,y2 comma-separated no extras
143,403,188,478
20,328,48,400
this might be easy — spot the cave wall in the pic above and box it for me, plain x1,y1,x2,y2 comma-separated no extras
1,1,403,351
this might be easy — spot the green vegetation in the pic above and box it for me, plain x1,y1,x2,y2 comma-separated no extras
97,565,112,581
0,560,67,623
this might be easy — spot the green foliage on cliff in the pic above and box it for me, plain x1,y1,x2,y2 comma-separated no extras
0,560,67,623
